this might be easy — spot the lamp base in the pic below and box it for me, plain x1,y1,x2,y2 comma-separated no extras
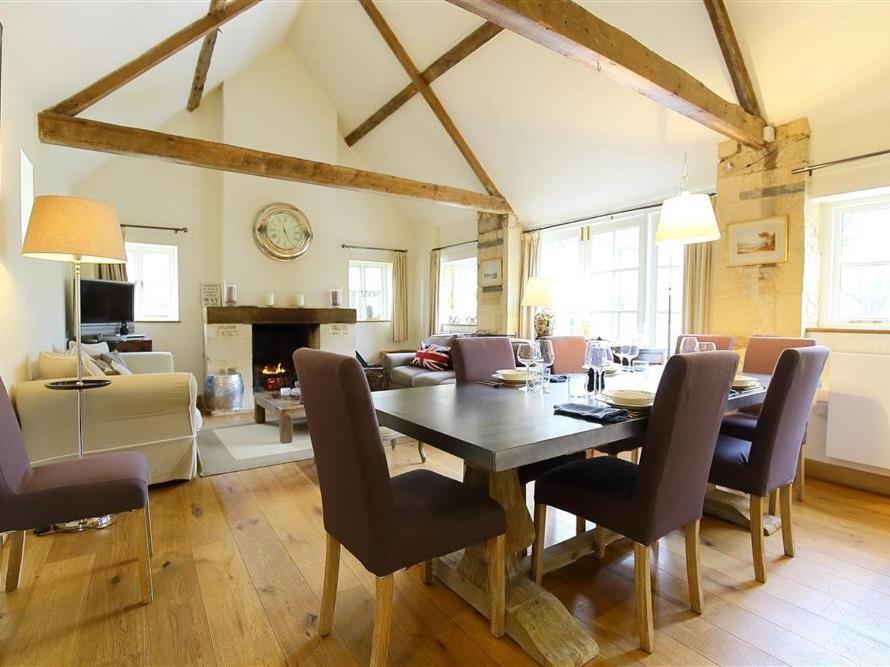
534,309,554,338
35,514,116,535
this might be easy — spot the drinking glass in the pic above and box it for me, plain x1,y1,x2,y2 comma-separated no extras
538,339,555,393
678,336,700,354
516,341,538,392
584,339,612,396
620,343,640,371
698,341,717,352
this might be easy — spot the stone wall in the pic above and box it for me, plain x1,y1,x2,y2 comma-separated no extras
711,118,811,349
476,212,522,335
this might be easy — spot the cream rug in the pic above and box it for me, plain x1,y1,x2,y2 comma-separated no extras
197,422,314,476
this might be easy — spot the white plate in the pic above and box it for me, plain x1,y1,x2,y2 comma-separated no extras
495,369,535,382
732,374,761,389
599,389,655,408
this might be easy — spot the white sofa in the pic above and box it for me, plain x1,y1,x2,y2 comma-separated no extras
13,349,201,484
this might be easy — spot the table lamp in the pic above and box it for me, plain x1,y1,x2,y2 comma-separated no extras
21,196,126,531
522,276,554,338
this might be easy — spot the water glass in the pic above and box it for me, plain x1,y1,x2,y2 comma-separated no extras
620,343,640,371
631,360,649,373
698,341,717,352
541,367,552,393
516,341,539,392
678,336,700,354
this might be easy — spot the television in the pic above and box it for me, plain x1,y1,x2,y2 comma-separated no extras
80,279,135,325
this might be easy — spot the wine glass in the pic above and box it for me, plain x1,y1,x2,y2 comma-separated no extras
584,338,612,396
516,341,538,392
620,343,640,371
678,336,700,354
698,341,717,352
538,339,555,393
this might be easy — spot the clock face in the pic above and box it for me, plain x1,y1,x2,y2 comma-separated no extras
254,204,312,260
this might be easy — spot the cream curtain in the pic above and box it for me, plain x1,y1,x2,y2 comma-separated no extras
519,231,541,339
427,249,441,337
392,251,408,342
682,241,712,334
97,263,128,282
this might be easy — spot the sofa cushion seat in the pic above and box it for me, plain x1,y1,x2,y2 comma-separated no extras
412,371,456,387
390,365,429,386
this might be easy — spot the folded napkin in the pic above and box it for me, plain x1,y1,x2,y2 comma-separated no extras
554,403,628,423
548,374,568,383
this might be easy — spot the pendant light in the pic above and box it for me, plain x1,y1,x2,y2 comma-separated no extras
655,154,720,245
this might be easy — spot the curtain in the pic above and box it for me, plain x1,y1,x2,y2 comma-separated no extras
427,249,441,337
682,241,712,334
392,251,408,342
97,263,128,282
518,231,541,339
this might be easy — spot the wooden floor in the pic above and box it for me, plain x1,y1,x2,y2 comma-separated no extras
2,431,890,666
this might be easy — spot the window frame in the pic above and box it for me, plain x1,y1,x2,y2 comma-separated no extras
348,259,393,323
125,241,180,323
437,252,478,334
820,193,890,327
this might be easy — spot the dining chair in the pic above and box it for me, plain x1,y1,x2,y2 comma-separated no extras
531,351,739,652
675,334,735,353
0,378,152,603
709,345,829,583
539,336,586,374
723,336,817,501
293,348,507,666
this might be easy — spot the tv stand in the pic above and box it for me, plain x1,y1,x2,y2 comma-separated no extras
106,336,153,353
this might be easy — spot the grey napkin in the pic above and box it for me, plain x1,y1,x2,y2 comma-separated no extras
554,403,629,423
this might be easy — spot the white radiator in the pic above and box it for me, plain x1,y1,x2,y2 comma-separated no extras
826,352,890,469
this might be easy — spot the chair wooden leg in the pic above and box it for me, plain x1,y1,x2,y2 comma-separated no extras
5,531,25,593
530,503,546,586
488,534,506,638
137,507,154,604
319,533,340,636
370,574,394,667
594,525,606,558
750,494,767,583
768,489,778,516
144,500,154,558
575,515,586,536
417,442,426,463
421,560,433,585
684,520,703,614
634,542,654,653
795,444,806,502
780,483,795,557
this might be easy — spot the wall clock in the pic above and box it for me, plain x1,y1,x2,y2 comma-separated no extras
253,203,313,261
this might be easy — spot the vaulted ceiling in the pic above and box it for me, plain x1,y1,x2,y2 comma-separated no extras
8,0,890,229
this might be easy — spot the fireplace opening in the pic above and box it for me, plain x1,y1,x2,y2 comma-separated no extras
251,323,319,392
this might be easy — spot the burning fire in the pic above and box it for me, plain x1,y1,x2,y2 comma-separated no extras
261,362,286,375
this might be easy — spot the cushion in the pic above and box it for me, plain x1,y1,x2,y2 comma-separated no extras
720,412,758,441
411,343,451,371
518,452,585,486
36,350,105,380
412,371,455,387
67,341,111,356
100,351,133,376
390,365,429,387
708,435,762,495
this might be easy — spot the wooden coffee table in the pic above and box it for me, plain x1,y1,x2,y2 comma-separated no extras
253,392,306,444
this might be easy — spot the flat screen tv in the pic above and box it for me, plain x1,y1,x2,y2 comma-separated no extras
80,279,135,325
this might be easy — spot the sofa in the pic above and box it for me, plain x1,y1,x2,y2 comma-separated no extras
13,346,200,484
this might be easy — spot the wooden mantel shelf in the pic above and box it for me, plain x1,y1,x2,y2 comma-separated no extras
205,306,357,325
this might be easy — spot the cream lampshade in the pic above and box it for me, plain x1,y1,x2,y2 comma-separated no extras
655,190,720,245
521,276,553,308
22,196,126,263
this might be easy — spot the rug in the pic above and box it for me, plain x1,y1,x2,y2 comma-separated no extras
197,422,314,476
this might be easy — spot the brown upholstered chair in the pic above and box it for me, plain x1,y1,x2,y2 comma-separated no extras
675,334,735,353
539,335,586,374
0,378,152,603
451,336,517,383
293,349,507,666
709,345,829,584
532,351,739,652
722,336,817,501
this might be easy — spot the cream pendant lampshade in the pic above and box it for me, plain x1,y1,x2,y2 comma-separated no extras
521,276,553,308
655,156,720,246
22,196,126,263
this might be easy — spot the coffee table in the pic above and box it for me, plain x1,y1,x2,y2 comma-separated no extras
253,392,306,444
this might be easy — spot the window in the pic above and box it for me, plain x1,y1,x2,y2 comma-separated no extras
822,194,890,325
438,255,478,333
125,242,180,322
348,260,393,321
537,209,683,346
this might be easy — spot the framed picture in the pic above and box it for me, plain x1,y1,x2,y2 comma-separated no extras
727,216,788,266
200,282,222,307
480,258,502,287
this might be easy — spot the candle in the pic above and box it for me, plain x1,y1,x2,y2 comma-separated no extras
224,283,237,306
293,293,305,307
264,291,276,307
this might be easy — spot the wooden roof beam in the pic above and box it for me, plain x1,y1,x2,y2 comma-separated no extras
359,0,510,203
38,112,513,214
447,0,766,148
187,0,227,112
703,0,762,118
51,0,262,117
344,21,502,147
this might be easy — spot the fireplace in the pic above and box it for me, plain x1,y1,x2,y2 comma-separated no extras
251,323,318,391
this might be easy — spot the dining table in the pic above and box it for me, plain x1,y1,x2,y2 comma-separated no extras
372,366,768,667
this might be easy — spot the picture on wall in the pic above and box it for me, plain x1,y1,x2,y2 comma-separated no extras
200,283,222,307
480,258,502,287
727,216,788,266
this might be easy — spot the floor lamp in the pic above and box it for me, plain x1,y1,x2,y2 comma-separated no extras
22,196,127,531
656,157,720,354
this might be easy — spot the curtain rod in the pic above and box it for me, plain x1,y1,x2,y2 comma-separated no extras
523,191,716,234
790,148,890,175
431,239,477,252
340,243,407,253
121,224,188,234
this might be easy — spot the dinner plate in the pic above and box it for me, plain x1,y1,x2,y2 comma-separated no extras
732,374,761,389
495,369,535,382
599,389,655,408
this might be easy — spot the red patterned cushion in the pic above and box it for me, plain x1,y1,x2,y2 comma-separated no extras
410,344,451,372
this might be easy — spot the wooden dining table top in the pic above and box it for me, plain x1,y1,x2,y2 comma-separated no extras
373,369,769,473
